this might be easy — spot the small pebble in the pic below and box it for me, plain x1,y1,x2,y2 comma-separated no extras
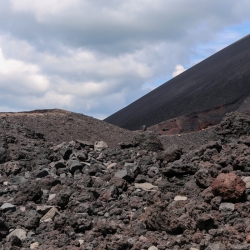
30,242,39,249
174,195,187,201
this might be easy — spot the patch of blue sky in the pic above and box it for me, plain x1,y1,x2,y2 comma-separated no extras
142,21,250,94
142,75,172,92
188,21,250,68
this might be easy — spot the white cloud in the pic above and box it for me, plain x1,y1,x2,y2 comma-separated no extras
24,91,73,108
0,47,50,95
10,0,80,17
0,0,250,118
0,34,153,115
172,65,186,77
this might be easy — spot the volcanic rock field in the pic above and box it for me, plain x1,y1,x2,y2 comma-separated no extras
1,110,250,250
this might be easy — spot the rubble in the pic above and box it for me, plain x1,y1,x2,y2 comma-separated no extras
1,111,250,249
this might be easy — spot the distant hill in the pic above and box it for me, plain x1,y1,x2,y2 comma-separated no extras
0,109,135,148
105,34,250,131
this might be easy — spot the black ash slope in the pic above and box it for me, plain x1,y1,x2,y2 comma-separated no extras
105,34,250,130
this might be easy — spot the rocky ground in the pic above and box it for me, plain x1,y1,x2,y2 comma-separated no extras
1,111,250,249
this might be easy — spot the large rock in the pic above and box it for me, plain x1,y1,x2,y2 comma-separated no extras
30,242,40,249
0,141,9,164
145,202,196,234
215,112,250,141
36,205,53,215
8,235,22,246
59,145,73,160
133,132,164,152
134,183,158,191
162,161,197,176
75,139,94,148
174,195,187,201
40,207,60,222
227,244,250,250
156,144,182,162
6,228,27,241
195,168,214,188
211,173,246,202
109,177,127,193
148,247,158,250
4,161,22,176
54,161,66,169
196,213,215,231
94,141,108,152
219,202,235,212
24,210,41,229
205,242,226,250
67,159,84,174
14,182,43,205
114,164,140,182
1,203,16,213
242,176,250,189
0,218,9,240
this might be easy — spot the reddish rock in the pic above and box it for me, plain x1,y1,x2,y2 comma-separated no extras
211,173,246,201
246,234,250,243
145,201,195,234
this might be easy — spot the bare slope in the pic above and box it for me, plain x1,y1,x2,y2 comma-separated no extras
105,34,250,131
0,109,135,148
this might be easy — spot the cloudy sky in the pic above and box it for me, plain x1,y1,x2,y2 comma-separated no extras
0,0,250,119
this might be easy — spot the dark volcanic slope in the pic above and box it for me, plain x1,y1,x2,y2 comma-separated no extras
105,34,250,130
0,109,135,148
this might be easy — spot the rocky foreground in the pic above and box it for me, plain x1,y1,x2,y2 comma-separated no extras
1,112,250,249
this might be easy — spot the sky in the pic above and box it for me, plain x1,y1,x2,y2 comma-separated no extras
0,0,250,119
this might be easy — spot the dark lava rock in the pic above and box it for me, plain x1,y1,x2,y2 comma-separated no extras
205,242,226,250
4,161,22,176
145,201,196,234
3,109,250,248
0,142,9,164
24,210,41,229
1,203,16,213
0,218,9,240
195,168,215,188
35,169,49,178
162,160,198,176
15,182,43,205
215,112,250,141
54,161,66,169
56,189,72,209
67,160,84,174
59,145,73,160
8,235,22,246
114,164,140,182
132,132,164,151
156,144,182,162
197,213,216,231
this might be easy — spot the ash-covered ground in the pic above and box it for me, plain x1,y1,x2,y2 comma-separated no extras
1,110,250,249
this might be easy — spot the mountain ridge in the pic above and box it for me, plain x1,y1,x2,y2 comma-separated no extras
105,34,250,131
